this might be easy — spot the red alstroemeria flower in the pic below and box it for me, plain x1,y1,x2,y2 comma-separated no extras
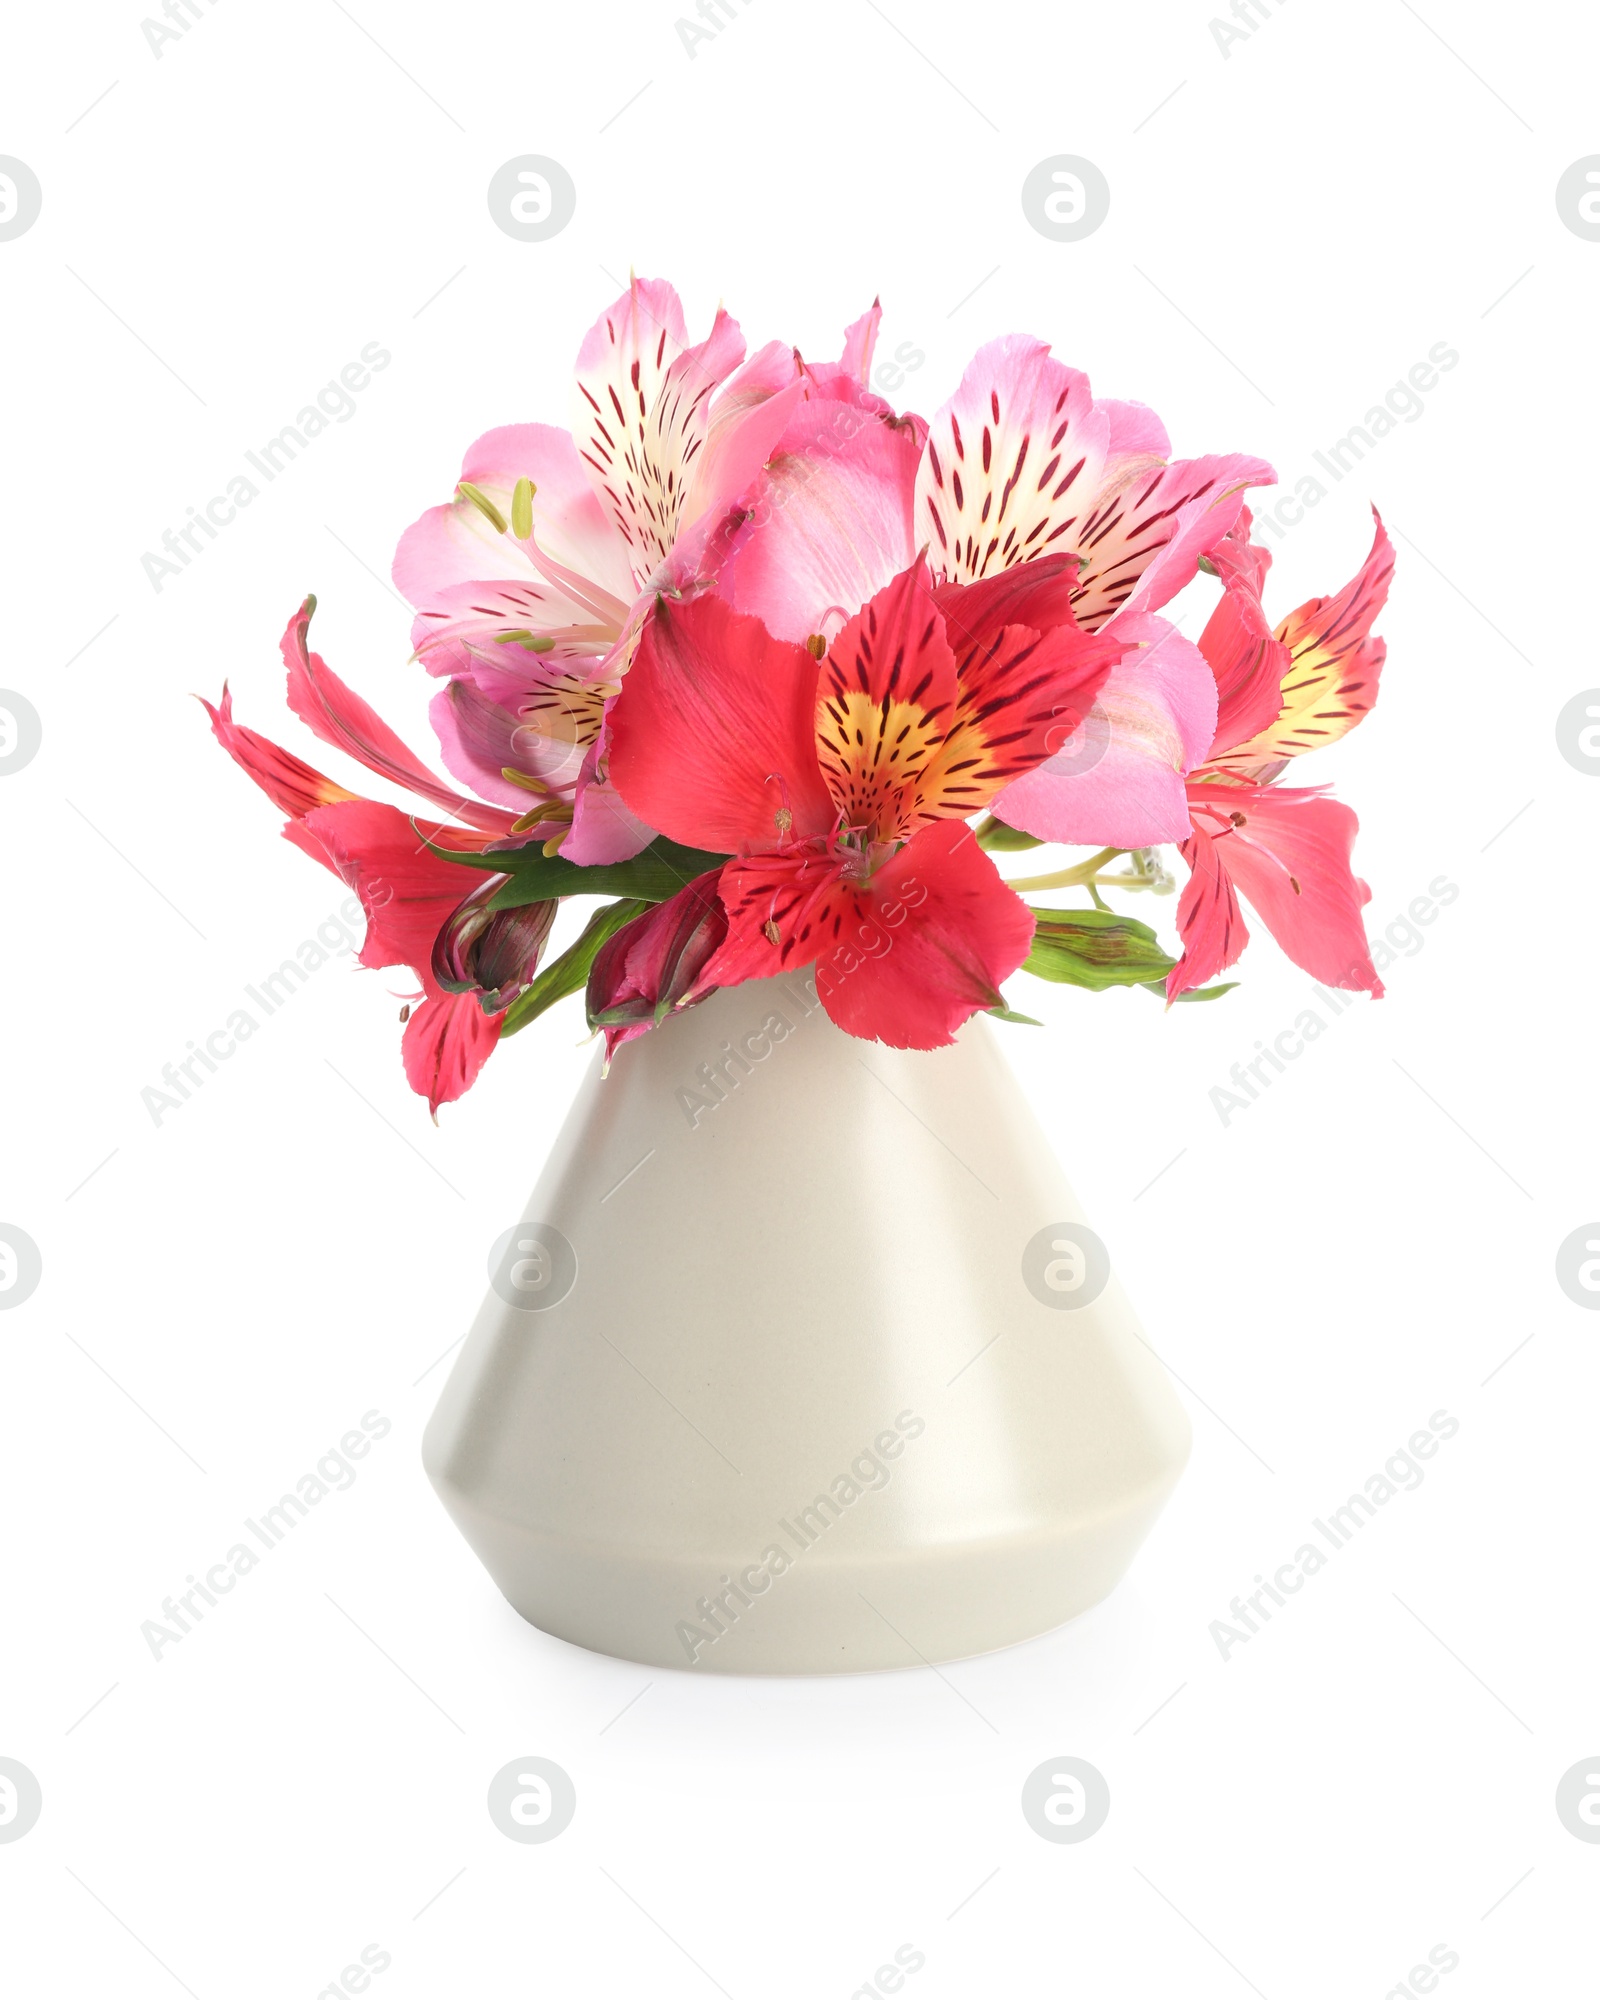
607,555,1122,1048
707,330,1274,852
1168,508,1394,999
205,600,555,1113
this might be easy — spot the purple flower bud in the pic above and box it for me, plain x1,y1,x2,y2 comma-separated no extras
432,876,558,1012
586,870,727,1057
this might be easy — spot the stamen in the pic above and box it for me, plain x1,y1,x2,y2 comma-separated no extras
500,766,559,796
511,477,536,541
518,530,633,630
510,802,570,833
457,481,507,534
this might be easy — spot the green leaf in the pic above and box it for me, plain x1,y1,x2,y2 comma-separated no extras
412,826,727,910
975,815,1044,853
987,1005,1043,1027
1140,977,1239,1004
1022,905,1177,991
498,900,650,1037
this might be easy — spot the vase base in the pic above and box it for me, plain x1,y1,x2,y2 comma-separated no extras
431,1468,1179,1675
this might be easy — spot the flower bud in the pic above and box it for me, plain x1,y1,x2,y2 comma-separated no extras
432,876,558,1012
585,870,727,1058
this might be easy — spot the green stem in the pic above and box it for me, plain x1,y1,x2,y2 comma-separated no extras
1004,847,1124,893
1089,871,1169,892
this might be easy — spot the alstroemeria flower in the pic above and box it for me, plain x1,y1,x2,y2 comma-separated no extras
710,331,1273,851
1167,509,1394,999
206,601,553,1112
921,338,1275,847
607,555,1122,1047
394,278,890,865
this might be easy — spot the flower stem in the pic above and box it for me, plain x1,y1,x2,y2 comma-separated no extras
1004,847,1125,892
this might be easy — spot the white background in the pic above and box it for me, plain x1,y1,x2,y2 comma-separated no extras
3,0,1597,1992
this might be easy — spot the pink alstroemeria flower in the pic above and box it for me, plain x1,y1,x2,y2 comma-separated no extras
205,601,545,1113
1167,508,1394,999
924,338,1276,848
605,554,1122,1048
393,277,892,866
707,331,1273,850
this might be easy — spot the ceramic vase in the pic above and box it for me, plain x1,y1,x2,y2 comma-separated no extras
423,972,1189,1673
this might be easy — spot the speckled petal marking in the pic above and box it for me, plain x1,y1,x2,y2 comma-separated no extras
914,336,1108,586
1225,512,1394,768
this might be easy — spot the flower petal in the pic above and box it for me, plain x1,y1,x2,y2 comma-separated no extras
281,599,514,835
795,301,900,415
395,422,633,601
710,399,920,643
402,991,503,1114
1074,452,1275,630
1223,508,1393,769
992,615,1217,847
710,822,1034,1048
836,823,1037,1047
559,739,658,865
929,557,1124,806
1185,781,1383,994
835,300,882,387
1167,822,1248,1000
702,845,847,989
816,559,958,839
1196,508,1288,757
201,684,358,819
914,335,1109,585
394,421,634,679
1101,398,1171,467
298,799,493,980
667,375,806,580
571,278,745,583
607,593,835,854
428,673,603,813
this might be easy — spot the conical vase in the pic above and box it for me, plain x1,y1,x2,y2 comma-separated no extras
423,972,1190,1673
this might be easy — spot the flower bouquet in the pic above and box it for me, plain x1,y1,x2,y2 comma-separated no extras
211,280,1393,1671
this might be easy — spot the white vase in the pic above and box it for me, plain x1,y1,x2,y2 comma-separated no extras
423,972,1190,1674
